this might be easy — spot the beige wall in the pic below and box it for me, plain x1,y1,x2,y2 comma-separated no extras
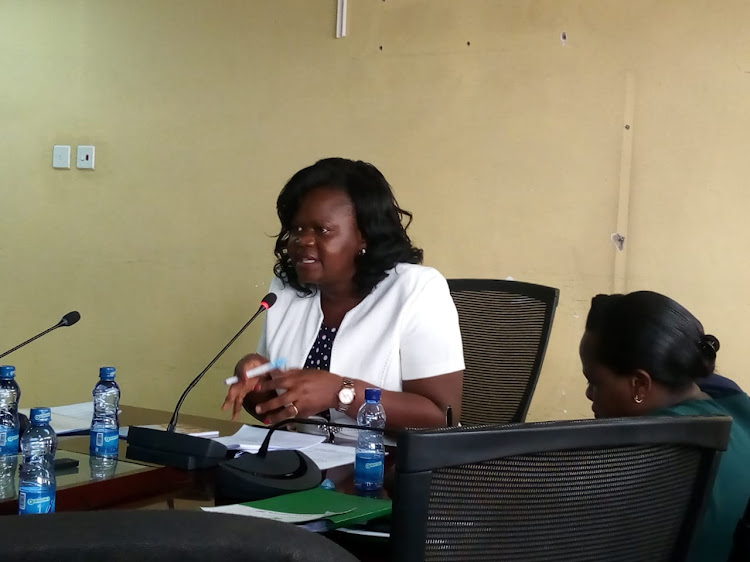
1,0,748,422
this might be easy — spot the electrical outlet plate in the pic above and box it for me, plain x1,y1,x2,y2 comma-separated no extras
52,145,71,169
77,145,95,170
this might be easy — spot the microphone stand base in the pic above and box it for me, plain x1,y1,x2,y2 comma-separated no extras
126,426,227,471
215,449,323,502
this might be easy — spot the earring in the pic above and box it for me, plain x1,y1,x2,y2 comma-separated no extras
359,248,366,256
634,395,643,404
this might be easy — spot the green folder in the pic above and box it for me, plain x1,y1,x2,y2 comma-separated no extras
242,488,392,529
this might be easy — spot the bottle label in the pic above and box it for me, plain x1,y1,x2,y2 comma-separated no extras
354,451,385,490
0,428,19,455
18,488,55,514
90,428,119,456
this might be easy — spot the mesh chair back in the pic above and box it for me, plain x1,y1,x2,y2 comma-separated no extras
448,279,559,424
1,509,358,562
729,496,750,562
392,416,731,562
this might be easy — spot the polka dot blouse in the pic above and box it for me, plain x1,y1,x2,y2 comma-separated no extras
304,324,338,372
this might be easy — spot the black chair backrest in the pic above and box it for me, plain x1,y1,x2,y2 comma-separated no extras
729,496,750,561
448,278,559,424
391,416,731,562
0,509,359,562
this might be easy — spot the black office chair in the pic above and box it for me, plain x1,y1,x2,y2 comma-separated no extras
448,279,559,424
0,510,358,562
391,416,731,562
729,496,750,561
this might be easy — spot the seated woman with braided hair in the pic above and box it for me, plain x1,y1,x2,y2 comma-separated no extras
580,291,750,561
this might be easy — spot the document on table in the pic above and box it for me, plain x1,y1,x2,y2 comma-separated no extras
211,425,355,469
304,442,356,470
211,424,325,453
19,402,95,435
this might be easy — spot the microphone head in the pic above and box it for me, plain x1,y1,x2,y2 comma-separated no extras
60,311,81,327
260,293,277,310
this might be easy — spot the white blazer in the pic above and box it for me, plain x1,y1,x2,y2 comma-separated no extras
258,263,465,425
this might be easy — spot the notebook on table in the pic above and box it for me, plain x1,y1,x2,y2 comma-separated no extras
202,487,392,531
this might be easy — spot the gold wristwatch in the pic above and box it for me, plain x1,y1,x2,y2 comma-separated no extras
336,378,355,413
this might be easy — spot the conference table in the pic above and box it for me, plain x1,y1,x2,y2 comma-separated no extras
0,405,391,561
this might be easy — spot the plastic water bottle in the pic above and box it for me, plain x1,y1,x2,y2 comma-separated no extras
18,407,57,514
0,455,17,500
0,365,21,474
89,455,118,481
354,388,386,496
90,366,120,458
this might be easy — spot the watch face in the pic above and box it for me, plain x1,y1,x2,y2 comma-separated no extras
339,388,355,404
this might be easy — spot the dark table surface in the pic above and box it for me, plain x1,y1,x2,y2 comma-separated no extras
0,405,392,561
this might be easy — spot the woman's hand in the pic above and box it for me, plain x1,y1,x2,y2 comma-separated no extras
253,369,342,424
221,353,271,421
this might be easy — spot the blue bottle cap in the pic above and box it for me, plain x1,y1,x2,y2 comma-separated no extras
364,388,381,402
30,407,52,425
99,366,116,381
0,365,15,380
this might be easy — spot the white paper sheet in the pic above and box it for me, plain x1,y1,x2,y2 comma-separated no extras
303,442,356,470
19,402,94,435
50,402,94,418
201,503,353,523
211,424,325,452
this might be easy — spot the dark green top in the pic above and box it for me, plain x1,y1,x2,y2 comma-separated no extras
653,389,750,561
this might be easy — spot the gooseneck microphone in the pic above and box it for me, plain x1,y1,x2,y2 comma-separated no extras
216,417,385,502
126,293,277,470
167,293,277,432
0,311,81,360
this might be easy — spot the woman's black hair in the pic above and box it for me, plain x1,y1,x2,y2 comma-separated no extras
273,157,423,296
585,291,719,388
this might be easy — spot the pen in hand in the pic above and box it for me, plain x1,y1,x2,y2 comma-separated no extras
224,358,286,386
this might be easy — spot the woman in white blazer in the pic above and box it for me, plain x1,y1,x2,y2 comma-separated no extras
222,158,464,431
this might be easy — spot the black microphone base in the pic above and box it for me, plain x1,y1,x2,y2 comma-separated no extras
216,450,323,502
126,426,227,470
125,445,221,470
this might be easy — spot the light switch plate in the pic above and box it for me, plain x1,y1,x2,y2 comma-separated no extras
77,145,95,170
52,145,71,169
